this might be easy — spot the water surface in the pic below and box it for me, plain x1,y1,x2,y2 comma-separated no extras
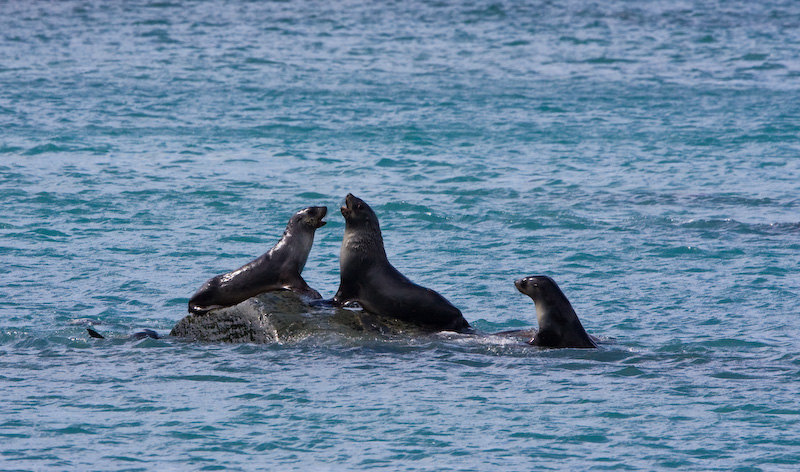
2,1,799,470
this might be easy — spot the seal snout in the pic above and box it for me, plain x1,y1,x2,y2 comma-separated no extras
340,197,351,218
514,278,525,291
301,206,328,228
316,206,328,227
515,276,545,295
515,277,531,293
341,193,359,218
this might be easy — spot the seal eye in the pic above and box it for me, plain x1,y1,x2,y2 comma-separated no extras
356,203,363,210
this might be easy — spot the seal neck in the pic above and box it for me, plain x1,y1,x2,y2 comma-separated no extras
341,223,387,262
272,222,315,271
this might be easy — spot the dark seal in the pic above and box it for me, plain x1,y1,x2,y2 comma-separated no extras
332,194,469,331
188,206,327,314
87,327,160,340
515,275,597,348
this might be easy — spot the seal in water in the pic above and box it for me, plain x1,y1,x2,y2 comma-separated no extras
87,328,160,340
188,206,327,314
514,275,597,348
332,194,469,331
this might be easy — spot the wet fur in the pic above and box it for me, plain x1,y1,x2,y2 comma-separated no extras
333,194,469,331
188,206,326,314
515,275,596,348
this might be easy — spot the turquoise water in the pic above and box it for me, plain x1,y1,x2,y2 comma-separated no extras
2,0,800,470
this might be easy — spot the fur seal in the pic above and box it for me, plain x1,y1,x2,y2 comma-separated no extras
87,328,160,340
188,206,327,314
332,194,469,331
515,275,597,348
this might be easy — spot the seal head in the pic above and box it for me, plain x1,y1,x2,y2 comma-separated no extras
293,205,328,229
188,206,327,314
334,194,469,332
515,275,597,348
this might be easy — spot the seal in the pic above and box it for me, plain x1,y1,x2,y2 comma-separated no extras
87,327,160,340
332,194,469,331
515,275,597,348
188,206,327,314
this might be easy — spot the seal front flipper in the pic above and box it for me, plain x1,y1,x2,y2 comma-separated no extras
188,303,226,315
283,278,323,299
87,327,105,339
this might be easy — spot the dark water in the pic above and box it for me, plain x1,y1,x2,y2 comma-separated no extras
2,1,799,470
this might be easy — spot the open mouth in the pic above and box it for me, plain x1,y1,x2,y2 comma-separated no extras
317,206,328,227
340,196,352,217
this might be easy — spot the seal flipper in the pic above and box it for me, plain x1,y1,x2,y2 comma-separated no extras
87,327,105,339
283,277,323,299
332,283,359,307
189,303,225,315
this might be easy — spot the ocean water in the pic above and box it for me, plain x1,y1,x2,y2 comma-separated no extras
2,0,800,470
